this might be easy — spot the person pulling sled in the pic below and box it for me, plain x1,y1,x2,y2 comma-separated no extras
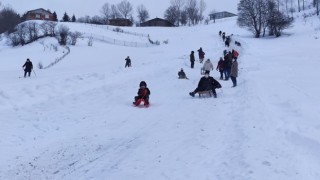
133,81,151,106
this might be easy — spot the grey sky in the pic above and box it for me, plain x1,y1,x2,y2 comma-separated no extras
1,0,238,20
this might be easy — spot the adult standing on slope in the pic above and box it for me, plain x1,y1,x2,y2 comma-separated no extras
197,47,205,63
230,59,238,87
190,51,195,68
125,56,131,68
22,58,33,78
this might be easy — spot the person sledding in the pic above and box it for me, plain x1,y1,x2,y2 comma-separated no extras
189,71,221,98
178,68,188,79
133,81,151,106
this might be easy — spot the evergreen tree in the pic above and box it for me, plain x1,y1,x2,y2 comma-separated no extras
62,12,70,22
72,14,76,22
52,11,58,21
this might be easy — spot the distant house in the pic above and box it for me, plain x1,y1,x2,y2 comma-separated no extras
25,8,54,21
140,18,174,27
209,11,237,20
109,18,133,26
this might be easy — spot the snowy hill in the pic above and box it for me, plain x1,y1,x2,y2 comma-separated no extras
1,14,320,180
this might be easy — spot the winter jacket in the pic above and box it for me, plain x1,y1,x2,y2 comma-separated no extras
232,50,239,58
197,48,205,59
198,76,221,90
203,60,213,71
216,59,225,71
190,53,195,62
230,60,238,77
137,87,150,98
22,61,33,72
178,70,186,78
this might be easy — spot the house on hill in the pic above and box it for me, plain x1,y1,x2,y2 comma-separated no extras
108,18,133,26
140,18,174,27
25,8,54,21
209,11,237,21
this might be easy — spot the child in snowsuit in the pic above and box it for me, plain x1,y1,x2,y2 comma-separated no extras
202,59,213,74
133,81,151,105
22,58,33,78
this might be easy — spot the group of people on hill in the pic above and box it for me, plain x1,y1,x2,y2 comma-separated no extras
185,30,240,98
21,30,240,106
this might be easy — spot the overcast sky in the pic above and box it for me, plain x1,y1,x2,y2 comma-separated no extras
1,0,238,20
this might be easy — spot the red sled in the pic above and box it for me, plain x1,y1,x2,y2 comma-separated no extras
133,99,150,107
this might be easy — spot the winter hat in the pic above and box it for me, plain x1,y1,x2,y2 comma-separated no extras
139,81,147,87
204,71,209,75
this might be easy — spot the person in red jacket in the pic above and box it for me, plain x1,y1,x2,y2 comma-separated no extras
232,49,239,60
197,47,205,63
133,81,151,106
216,57,225,80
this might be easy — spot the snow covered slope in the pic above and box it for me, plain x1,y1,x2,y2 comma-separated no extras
1,14,320,180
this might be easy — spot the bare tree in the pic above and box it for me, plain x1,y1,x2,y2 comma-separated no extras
137,4,149,23
170,0,185,26
57,24,69,45
46,21,57,37
316,0,319,15
8,23,27,46
237,0,265,38
117,0,133,19
69,31,82,45
164,6,178,25
185,0,199,25
198,0,206,23
110,4,120,19
100,3,110,24
40,21,50,36
180,9,188,25
26,21,39,41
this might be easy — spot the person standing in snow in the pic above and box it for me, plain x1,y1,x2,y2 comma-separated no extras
230,59,238,87
22,58,33,78
125,56,131,68
223,51,232,80
202,59,213,75
190,51,195,68
232,49,239,60
133,81,151,105
216,57,225,80
197,47,205,63
189,71,221,98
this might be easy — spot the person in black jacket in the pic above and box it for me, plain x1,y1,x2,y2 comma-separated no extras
125,56,131,68
178,68,187,79
133,81,151,105
22,58,33,78
189,72,221,98
190,51,195,68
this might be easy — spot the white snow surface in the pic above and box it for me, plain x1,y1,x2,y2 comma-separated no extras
1,14,320,180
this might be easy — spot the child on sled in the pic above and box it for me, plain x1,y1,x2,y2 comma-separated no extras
133,81,151,106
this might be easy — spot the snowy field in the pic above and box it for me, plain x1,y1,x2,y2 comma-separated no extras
1,14,320,180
